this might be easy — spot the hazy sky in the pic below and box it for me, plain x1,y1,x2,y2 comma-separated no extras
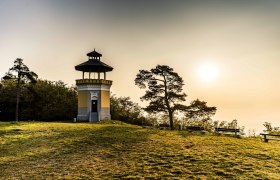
1,0,280,132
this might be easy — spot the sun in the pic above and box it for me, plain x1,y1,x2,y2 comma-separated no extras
197,63,219,82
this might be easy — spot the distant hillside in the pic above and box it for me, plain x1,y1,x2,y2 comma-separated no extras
0,121,279,179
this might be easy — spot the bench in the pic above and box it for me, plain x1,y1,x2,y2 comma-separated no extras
260,133,280,143
215,128,240,137
186,126,205,132
142,125,155,129
158,124,170,130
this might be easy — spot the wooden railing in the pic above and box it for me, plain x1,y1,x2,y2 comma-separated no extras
76,79,112,85
260,133,280,143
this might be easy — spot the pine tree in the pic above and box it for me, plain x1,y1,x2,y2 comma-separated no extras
135,65,187,129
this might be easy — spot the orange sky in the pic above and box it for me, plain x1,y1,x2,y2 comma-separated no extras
1,0,280,133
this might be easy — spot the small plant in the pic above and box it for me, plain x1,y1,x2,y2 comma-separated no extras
263,122,280,134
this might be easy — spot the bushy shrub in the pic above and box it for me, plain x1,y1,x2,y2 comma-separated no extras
263,122,280,134
0,79,77,121
110,95,151,125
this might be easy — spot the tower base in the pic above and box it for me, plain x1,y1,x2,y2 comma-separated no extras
76,79,112,122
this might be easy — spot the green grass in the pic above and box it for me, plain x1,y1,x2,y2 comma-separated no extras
0,121,280,179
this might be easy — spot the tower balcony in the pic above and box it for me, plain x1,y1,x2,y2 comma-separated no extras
76,79,112,85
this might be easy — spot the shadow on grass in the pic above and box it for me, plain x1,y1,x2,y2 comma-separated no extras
0,123,157,178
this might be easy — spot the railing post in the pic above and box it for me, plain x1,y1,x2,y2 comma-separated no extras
264,134,268,143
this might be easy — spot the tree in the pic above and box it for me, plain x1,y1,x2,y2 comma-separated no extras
184,99,216,131
263,122,272,132
110,95,146,125
135,65,187,129
263,122,280,134
0,79,77,121
185,99,217,122
227,119,238,129
0,80,17,120
3,58,37,122
22,80,77,121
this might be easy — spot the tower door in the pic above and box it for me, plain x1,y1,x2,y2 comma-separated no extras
91,100,98,112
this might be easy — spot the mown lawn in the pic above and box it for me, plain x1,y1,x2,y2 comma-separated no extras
0,121,280,179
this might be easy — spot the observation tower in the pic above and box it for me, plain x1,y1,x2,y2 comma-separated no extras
75,50,113,122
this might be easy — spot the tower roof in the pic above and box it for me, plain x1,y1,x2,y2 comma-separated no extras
75,50,113,72
86,49,102,58
75,60,113,72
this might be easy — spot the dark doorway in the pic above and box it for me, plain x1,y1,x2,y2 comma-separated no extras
91,100,98,112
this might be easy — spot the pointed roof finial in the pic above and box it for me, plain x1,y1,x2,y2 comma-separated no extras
87,49,102,58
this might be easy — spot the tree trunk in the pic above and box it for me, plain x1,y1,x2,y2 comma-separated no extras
162,73,174,130
15,76,20,122
168,110,174,130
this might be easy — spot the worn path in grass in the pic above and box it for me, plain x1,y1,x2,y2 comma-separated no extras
0,121,280,179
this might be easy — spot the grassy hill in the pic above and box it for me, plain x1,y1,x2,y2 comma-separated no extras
0,121,280,179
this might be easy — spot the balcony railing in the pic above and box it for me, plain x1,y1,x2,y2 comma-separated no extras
76,79,112,85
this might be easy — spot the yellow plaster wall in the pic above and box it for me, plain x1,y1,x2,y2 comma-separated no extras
101,90,110,108
78,91,88,108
